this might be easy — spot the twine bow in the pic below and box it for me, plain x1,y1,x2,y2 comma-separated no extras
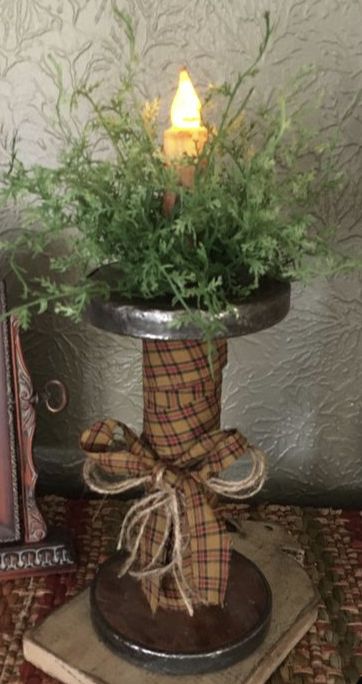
81,418,266,615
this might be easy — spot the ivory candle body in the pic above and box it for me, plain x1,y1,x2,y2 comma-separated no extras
163,127,208,160
163,127,208,187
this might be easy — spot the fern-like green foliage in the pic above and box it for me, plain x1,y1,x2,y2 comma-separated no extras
0,11,351,335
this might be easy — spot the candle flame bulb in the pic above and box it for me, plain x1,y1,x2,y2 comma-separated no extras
171,69,202,129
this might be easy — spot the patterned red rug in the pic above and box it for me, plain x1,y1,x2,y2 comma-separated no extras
0,497,361,684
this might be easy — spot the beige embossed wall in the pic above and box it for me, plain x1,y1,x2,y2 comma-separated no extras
1,1,362,505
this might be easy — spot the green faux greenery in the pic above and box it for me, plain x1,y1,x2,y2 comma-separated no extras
0,12,351,336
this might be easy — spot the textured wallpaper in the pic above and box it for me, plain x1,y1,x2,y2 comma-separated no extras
1,0,362,505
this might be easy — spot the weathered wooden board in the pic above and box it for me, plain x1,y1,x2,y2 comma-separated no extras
23,522,319,684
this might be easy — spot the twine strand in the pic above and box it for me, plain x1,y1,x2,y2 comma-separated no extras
207,446,266,500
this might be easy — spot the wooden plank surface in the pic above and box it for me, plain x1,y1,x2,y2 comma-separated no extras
23,522,319,684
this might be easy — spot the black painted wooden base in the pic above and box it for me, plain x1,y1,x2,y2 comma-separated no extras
0,527,76,579
90,550,272,675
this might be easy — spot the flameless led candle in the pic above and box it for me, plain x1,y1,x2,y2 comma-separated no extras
163,68,208,188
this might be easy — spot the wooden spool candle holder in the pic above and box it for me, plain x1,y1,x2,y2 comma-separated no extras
84,266,291,675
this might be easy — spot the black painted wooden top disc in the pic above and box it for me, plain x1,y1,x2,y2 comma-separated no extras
86,265,290,340
90,550,272,675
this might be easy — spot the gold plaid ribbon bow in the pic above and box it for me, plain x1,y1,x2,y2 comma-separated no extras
81,418,266,615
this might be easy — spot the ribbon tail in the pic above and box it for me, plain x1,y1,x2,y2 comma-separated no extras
139,504,170,613
185,479,231,607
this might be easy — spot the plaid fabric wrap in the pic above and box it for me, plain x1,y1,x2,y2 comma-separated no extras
81,339,250,612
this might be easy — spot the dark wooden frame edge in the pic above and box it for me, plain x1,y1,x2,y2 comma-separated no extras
0,281,21,543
